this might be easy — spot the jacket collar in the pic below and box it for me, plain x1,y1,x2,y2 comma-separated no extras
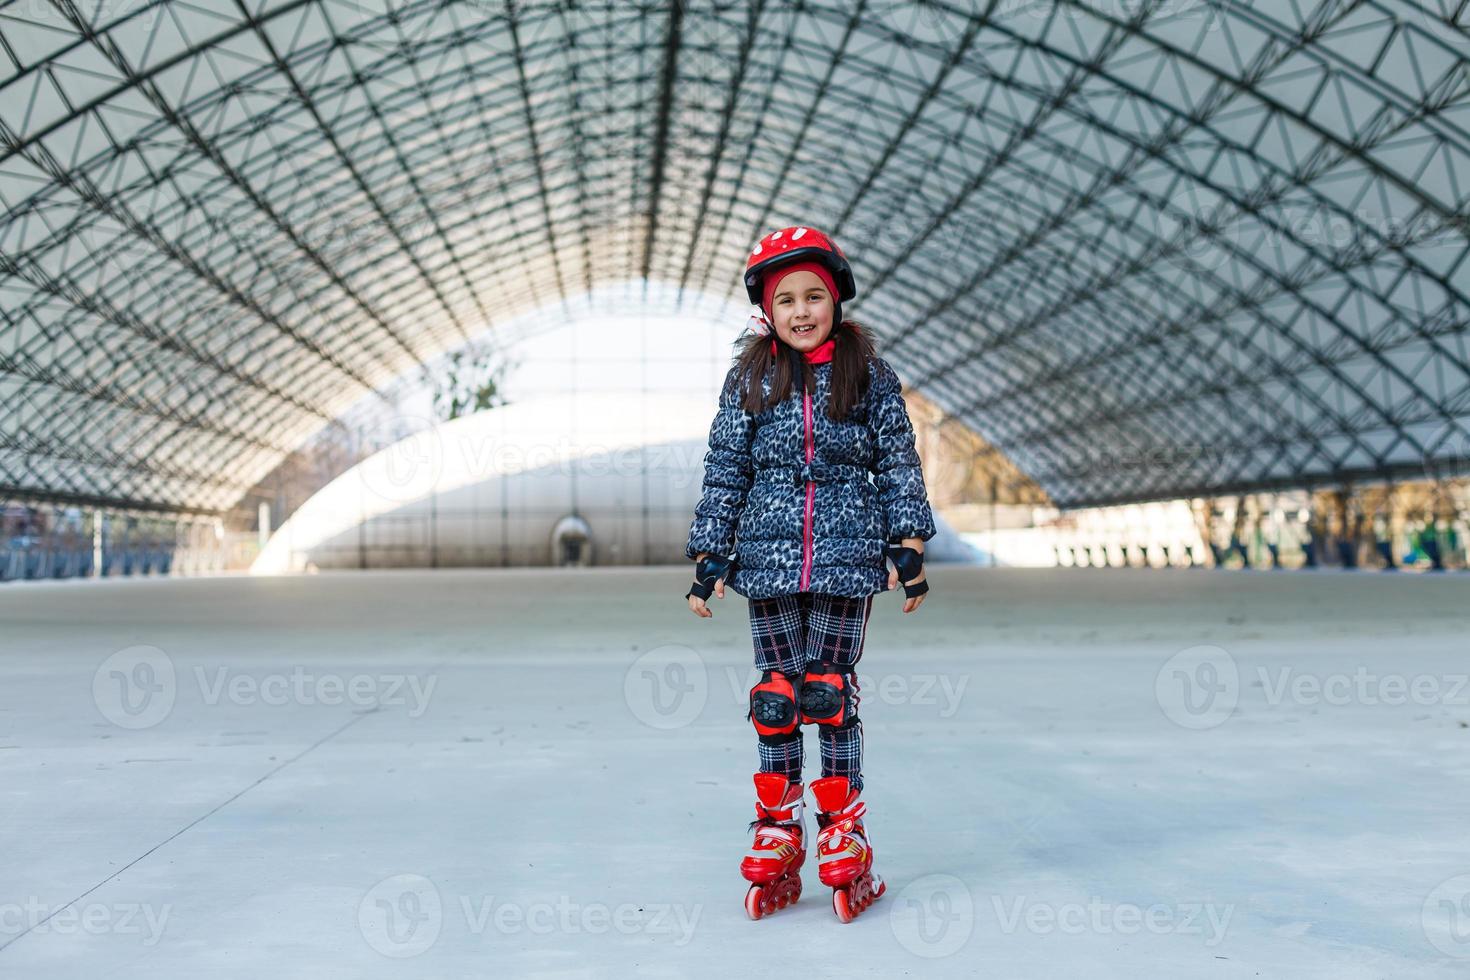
802,337,835,364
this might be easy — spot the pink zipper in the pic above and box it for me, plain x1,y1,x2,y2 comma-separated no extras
799,388,815,592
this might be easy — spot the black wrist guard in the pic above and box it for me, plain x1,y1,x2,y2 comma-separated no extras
685,554,738,601
885,543,929,598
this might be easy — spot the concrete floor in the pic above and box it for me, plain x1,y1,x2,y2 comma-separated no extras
1,565,1468,978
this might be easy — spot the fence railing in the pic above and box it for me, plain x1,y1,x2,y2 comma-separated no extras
0,507,261,583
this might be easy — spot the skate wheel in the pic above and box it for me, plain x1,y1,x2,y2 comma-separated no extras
747,873,802,919
832,872,883,922
833,887,853,923
745,884,764,920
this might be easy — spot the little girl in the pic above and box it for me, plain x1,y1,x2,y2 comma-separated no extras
682,225,936,922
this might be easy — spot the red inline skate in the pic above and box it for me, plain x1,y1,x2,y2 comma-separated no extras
811,776,885,922
740,772,806,919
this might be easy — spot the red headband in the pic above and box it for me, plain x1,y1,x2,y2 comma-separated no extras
762,260,839,319
762,260,841,357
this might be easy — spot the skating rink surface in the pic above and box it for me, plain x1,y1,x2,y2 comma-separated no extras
2,565,1468,978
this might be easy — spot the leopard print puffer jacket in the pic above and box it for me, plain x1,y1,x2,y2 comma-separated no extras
684,354,936,599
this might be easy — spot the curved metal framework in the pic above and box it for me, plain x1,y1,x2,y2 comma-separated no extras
0,0,1466,512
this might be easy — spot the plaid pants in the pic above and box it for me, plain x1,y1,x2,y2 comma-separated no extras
747,591,874,792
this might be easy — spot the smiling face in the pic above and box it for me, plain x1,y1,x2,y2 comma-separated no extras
768,269,834,351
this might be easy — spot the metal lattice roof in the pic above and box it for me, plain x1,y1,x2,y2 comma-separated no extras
1,0,1468,513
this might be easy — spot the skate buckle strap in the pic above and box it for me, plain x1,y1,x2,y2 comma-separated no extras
818,799,865,830
755,794,805,824
755,806,803,827
753,824,802,848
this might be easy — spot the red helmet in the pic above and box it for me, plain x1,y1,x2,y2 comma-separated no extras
743,226,857,307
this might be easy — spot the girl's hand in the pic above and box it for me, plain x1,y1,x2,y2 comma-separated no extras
688,552,728,617
886,538,928,614
687,577,728,617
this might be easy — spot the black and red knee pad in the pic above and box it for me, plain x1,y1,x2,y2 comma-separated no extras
748,663,858,739
798,661,859,728
748,670,800,742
